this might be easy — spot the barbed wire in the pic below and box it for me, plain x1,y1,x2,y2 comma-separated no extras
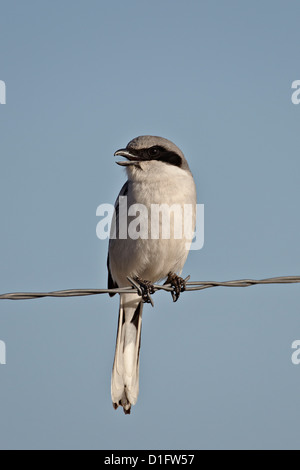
0,275,299,301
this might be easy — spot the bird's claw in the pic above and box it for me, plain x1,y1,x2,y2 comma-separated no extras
127,277,155,307
136,278,155,306
165,272,187,302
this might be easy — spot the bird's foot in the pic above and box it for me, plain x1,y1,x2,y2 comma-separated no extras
127,276,155,306
165,272,187,302
135,278,155,306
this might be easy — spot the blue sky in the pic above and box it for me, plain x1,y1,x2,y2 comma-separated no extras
0,0,300,449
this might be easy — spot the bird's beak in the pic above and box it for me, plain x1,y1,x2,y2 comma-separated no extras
114,149,141,166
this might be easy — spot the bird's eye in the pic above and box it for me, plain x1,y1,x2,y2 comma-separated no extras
147,146,160,157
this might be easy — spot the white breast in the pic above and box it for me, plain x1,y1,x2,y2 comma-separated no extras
109,161,196,287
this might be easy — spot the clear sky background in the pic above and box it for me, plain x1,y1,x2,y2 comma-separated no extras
0,0,300,450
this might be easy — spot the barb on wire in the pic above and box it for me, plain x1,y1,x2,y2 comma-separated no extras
0,275,299,301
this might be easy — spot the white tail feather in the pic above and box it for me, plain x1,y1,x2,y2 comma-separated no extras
111,293,143,414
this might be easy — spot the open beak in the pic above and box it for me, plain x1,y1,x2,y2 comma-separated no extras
114,148,142,166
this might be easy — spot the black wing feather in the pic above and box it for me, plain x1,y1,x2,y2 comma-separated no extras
107,181,129,297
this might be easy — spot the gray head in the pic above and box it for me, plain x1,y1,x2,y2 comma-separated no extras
114,135,190,171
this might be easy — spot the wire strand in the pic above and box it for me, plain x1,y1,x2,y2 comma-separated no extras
0,276,299,300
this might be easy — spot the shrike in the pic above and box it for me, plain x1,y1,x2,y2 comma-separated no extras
107,135,196,414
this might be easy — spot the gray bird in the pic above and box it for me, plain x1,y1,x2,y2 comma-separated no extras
107,135,196,414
